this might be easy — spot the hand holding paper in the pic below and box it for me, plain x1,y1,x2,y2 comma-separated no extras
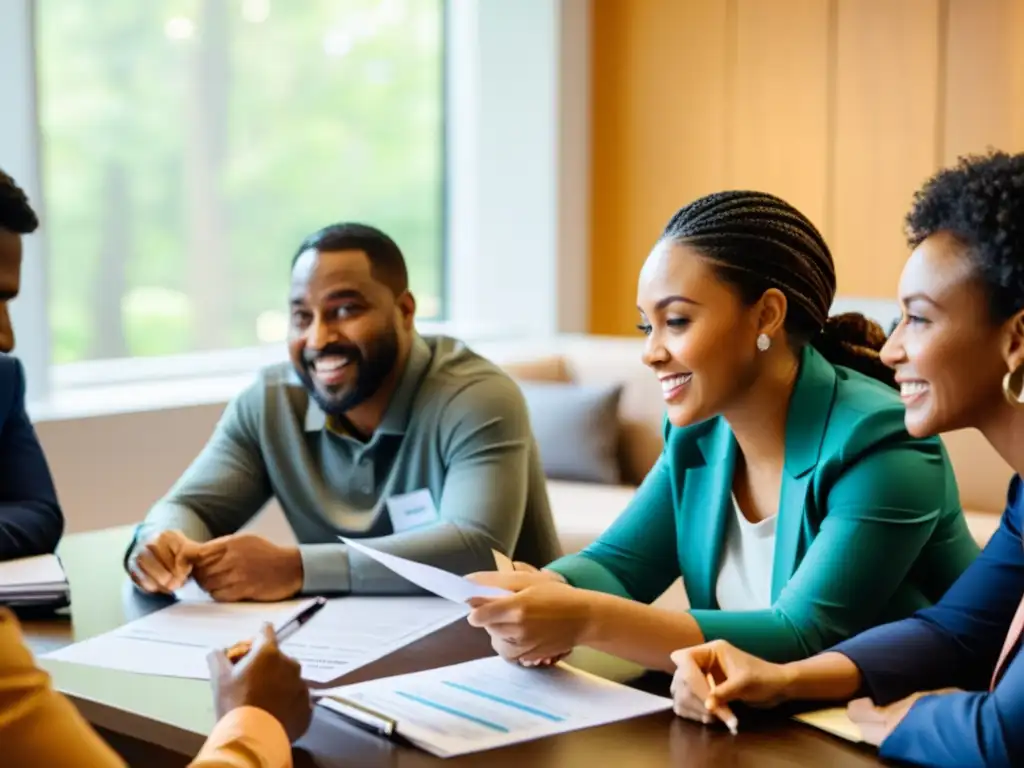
466,580,591,665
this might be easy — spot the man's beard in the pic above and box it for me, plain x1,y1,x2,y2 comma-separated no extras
297,327,400,417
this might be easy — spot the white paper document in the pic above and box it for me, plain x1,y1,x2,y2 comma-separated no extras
316,656,672,757
172,578,216,602
44,595,466,684
342,538,511,603
794,707,863,742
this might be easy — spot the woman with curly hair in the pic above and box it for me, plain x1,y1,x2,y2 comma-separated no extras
464,188,979,684
672,150,1024,767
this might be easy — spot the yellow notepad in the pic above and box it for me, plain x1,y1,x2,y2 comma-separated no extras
794,707,863,742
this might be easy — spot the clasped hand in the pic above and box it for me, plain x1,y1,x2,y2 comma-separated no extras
465,568,588,665
128,530,304,601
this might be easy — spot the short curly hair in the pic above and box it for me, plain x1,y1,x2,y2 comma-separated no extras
291,222,408,295
0,169,39,235
905,150,1024,321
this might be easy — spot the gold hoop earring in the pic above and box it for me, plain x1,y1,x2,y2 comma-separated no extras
1002,363,1024,407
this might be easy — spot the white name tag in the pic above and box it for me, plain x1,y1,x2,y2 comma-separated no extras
385,488,440,533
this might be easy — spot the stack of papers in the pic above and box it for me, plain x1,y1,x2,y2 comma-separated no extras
317,656,673,757
44,594,467,684
45,542,511,684
0,554,70,608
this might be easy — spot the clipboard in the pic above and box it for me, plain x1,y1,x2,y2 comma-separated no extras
313,655,674,758
319,694,402,741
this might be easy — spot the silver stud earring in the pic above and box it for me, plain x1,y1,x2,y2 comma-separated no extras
756,333,771,352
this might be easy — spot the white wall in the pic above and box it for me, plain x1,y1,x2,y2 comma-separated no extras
35,400,298,540
445,0,590,336
37,402,226,534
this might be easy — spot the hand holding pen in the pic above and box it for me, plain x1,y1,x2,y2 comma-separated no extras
208,621,314,743
224,597,327,664
670,645,742,735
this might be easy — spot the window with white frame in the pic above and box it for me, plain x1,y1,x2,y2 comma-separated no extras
2,0,588,415
34,0,445,371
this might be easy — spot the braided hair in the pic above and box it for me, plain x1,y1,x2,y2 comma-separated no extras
0,169,39,235
661,190,895,388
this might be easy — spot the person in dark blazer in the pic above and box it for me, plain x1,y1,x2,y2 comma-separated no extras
0,170,316,767
0,170,62,561
671,150,1024,767
464,191,978,674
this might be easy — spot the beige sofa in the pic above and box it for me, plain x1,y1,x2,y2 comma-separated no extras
474,334,1014,556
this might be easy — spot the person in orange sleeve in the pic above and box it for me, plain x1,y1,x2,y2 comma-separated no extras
2,608,313,768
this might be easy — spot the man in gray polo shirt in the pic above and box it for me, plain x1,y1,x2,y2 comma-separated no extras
125,223,560,600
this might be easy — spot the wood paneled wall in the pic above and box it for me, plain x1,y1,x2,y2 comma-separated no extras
589,0,1024,335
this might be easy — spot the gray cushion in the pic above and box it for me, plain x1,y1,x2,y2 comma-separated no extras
517,381,624,484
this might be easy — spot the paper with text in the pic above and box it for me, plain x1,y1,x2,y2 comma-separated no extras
317,656,672,757
44,595,466,684
342,537,511,603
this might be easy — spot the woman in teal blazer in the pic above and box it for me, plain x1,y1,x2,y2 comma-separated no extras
669,151,1024,766
467,191,979,672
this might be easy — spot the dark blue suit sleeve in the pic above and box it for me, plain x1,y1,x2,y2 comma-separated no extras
0,358,63,559
879,673,1024,767
830,477,1024,766
833,477,1024,702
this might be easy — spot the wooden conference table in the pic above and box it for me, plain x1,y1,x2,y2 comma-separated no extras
19,527,889,767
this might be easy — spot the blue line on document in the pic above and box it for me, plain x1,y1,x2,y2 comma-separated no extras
395,691,511,732
441,681,564,722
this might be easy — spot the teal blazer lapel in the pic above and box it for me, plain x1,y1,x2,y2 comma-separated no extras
678,420,736,609
771,346,838,600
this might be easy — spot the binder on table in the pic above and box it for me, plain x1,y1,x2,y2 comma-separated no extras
0,554,71,609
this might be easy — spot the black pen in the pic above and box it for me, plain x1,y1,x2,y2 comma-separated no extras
225,597,328,663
